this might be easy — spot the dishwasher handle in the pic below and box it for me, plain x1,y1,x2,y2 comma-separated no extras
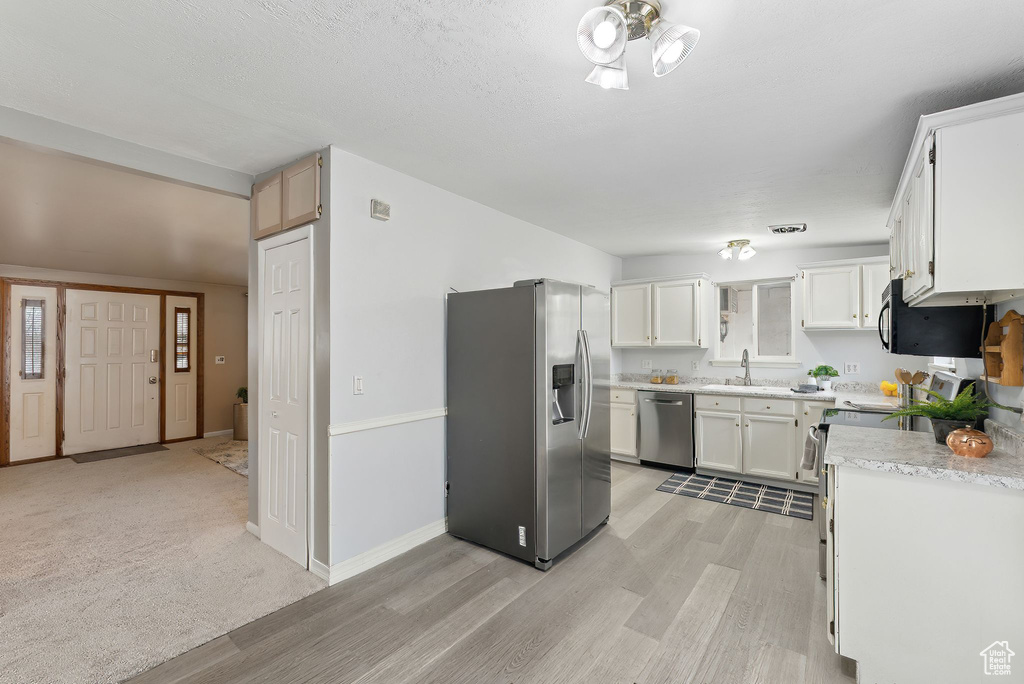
643,398,685,405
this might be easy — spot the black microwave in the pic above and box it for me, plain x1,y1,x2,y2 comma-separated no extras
879,279,990,358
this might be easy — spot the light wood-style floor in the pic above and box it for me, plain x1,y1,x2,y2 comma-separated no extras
130,462,852,684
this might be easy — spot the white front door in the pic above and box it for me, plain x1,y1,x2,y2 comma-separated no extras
9,285,58,462
64,290,161,455
164,295,199,441
260,238,310,566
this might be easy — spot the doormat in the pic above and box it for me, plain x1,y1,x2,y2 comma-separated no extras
193,440,248,477
70,443,169,463
657,472,814,520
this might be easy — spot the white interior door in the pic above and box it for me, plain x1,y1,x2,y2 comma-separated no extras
164,295,198,441
259,238,310,567
9,285,58,462
64,290,160,455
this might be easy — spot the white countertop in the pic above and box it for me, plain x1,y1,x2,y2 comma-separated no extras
611,380,897,410
824,424,1024,490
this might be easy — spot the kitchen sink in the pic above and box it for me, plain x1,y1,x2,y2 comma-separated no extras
701,384,781,393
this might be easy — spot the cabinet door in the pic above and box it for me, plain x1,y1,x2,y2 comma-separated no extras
803,265,860,330
282,153,322,230
695,410,742,474
252,172,283,240
653,279,700,347
906,137,934,298
610,402,637,457
743,413,798,481
860,262,890,329
611,284,652,347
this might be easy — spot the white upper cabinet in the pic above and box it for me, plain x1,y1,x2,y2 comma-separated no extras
801,258,890,331
653,279,700,347
612,275,711,348
888,95,1024,306
861,261,890,328
802,264,860,330
611,283,652,347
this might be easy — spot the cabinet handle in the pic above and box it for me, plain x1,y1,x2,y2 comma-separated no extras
735,423,740,427
852,315,857,319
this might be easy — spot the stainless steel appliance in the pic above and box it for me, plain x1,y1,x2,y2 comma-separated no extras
808,408,930,579
446,279,611,570
638,391,695,468
879,279,990,357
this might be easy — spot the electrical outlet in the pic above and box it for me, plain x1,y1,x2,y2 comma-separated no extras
844,362,861,375
691,361,700,372
353,376,364,395
641,360,652,370
214,355,226,365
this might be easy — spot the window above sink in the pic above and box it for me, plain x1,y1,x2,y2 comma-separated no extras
713,278,800,368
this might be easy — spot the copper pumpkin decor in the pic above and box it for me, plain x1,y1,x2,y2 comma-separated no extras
945,427,994,458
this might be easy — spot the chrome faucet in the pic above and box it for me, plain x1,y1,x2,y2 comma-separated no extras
737,348,752,386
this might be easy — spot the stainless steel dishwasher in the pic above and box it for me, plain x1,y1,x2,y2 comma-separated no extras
637,391,695,468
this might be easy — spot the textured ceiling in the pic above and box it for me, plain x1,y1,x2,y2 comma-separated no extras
1,0,1023,258
0,141,249,286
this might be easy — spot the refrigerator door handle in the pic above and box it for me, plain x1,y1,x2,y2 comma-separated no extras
576,330,587,440
581,329,594,439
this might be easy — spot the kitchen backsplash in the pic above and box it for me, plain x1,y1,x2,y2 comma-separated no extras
614,372,880,394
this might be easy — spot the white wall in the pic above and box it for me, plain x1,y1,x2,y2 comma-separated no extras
328,147,622,566
618,245,933,384
962,294,1024,432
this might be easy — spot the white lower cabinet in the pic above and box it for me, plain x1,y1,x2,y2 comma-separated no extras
742,414,798,480
695,410,743,474
610,389,637,458
695,396,834,485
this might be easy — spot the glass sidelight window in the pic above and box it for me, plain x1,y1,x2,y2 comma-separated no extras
21,299,45,380
175,308,191,372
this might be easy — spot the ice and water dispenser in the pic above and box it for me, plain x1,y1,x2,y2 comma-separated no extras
551,363,575,425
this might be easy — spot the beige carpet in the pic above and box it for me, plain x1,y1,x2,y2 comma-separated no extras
0,437,325,684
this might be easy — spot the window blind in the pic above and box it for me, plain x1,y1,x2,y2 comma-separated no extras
22,299,44,380
175,308,190,372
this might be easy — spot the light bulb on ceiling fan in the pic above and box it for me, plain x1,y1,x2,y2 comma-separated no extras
593,20,618,49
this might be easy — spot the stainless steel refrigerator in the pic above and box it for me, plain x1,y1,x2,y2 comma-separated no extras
446,279,611,570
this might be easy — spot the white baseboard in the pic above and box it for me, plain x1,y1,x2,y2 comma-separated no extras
204,429,234,438
309,556,331,582
326,518,447,585
246,521,260,538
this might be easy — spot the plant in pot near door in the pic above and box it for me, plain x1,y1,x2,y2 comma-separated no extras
234,387,248,442
883,383,1004,444
808,365,840,391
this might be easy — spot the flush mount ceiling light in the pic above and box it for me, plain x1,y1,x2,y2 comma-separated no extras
718,240,756,261
577,0,700,90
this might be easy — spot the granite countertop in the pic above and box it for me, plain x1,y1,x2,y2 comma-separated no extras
610,379,897,410
824,424,1024,490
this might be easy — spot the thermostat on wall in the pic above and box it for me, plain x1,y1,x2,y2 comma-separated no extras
370,199,390,221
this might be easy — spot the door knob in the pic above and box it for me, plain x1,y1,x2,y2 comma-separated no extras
148,377,158,384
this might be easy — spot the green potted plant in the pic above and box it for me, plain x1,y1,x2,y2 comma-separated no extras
234,387,248,442
807,364,840,391
883,384,1004,443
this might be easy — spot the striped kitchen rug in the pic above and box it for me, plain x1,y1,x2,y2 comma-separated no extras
657,472,814,520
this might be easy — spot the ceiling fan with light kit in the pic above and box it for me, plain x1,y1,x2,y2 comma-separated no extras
576,0,700,90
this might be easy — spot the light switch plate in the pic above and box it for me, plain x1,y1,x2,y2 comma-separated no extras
353,376,364,395
844,362,861,375
641,360,652,370
215,355,226,365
